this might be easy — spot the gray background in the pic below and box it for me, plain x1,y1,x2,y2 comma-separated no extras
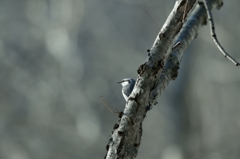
0,0,240,159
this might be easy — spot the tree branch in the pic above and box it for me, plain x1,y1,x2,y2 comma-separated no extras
202,0,240,67
105,0,223,158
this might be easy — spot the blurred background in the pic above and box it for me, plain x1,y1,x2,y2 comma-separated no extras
0,0,240,159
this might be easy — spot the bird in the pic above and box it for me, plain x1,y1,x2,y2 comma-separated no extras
118,78,136,101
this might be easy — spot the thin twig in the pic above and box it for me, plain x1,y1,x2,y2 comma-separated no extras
202,0,240,67
101,95,120,114
138,5,160,29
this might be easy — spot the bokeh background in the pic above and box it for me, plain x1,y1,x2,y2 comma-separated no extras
0,0,240,159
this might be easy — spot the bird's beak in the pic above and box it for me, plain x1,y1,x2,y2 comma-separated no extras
117,81,122,84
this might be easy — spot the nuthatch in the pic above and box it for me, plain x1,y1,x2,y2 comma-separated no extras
118,78,136,101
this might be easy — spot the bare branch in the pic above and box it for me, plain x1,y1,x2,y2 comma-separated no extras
104,0,225,158
202,0,240,67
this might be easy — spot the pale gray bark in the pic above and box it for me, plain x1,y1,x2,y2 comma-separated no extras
105,0,223,158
